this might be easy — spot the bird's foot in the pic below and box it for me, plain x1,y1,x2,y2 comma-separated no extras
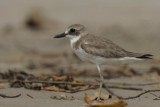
94,96,105,101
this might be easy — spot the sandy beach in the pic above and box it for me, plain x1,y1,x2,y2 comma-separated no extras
0,0,160,107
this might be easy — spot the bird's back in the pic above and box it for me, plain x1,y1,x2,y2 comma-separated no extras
74,34,152,59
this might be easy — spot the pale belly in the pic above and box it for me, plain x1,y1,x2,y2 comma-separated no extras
73,48,107,64
72,48,142,65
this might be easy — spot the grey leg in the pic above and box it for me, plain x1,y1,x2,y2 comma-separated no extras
96,64,104,100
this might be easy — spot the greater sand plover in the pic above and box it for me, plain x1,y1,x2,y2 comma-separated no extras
54,24,153,100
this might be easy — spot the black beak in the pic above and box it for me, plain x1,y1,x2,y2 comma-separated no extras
54,32,66,38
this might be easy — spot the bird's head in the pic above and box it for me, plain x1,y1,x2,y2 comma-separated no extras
54,24,87,40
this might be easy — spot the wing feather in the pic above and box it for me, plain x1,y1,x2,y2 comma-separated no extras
80,35,129,58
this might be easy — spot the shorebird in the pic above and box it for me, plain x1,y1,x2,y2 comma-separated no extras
54,24,153,100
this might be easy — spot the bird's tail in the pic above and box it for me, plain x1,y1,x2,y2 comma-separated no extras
136,54,153,59
127,51,153,59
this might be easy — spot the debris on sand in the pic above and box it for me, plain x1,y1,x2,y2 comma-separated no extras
0,70,98,93
50,94,75,100
24,9,57,30
0,93,21,98
84,93,127,107
147,66,160,75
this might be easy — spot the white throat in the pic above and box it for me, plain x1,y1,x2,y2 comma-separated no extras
69,35,81,49
70,36,81,44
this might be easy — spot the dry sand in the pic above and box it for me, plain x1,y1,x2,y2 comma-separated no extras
0,0,160,107
1,78,160,107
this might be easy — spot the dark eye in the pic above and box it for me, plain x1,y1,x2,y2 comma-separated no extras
70,28,76,33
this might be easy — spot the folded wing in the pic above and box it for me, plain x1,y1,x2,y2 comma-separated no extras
80,35,153,59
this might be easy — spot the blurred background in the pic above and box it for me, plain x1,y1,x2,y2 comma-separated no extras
0,0,160,76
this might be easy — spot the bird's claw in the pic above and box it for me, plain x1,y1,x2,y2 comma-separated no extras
94,96,105,101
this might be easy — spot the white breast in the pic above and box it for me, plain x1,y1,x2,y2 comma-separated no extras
70,36,99,63
71,40,107,64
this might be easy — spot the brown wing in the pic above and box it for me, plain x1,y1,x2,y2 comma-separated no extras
80,35,130,58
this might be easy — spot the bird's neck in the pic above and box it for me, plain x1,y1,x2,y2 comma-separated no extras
70,36,81,44
70,36,81,50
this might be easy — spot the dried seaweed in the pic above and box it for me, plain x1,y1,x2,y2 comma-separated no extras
84,93,127,107
0,69,98,92
0,93,21,98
